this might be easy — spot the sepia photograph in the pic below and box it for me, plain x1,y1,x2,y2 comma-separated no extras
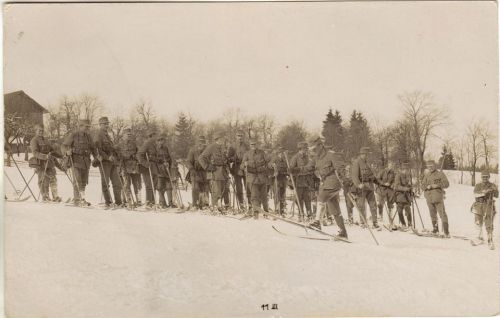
2,1,499,317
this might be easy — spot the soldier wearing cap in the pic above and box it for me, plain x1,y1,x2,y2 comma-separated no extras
137,129,161,208
228,130,251,209
472,170,498,248
94,116,123,208
242,138,270,218
117,127,142,208
186,135,209,209
393,162,414,229
29,124,63,202
351,146,380,228
289,141,315,222
62,119,98,206
421,159,450,236
269,146,289,216
155,134,174,208
198,131,230,211
375,161,396,221
306,137,348,238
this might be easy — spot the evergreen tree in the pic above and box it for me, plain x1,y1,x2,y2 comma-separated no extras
276,121,308,155
438,145,456,170
345,110,372,160
173,113,193,159
321,109,344,152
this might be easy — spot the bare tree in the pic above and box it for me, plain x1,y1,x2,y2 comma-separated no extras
110,116,127,144
465,120,483,186
75,94,103,126
399,91,449,179
135,99,155,127
478,121,496,169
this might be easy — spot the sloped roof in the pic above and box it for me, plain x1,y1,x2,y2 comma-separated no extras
4,90,48,114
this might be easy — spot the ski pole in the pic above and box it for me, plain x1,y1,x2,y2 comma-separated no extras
37,156,51,201
4,170,19,194
284,152,307,233
17,171,36,197
347,192,380,245
10,153,37,201
96,149,111,203
145,153,157,209
409,168,426,230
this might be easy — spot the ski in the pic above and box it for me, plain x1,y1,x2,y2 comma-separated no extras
64,203,96,210
272,225,330,241
5,196,30,202
262,211,351,243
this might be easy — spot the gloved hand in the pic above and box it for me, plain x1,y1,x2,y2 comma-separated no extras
384,182,391,187
66,149,72,156
109,155,116,163
39,153,49,160
357,183,364,190
97,154,103,162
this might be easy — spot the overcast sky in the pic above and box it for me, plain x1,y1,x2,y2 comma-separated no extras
3,2,498,155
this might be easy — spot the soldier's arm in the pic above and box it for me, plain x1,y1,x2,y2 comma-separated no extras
351,160,362,187
62,133,74,155
198,145,213,170
137,142,149,166
493,184,499,198
186,150,195,170
30,138,46,160
440,172,450,189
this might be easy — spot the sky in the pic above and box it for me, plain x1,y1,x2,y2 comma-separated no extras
3,1,498,156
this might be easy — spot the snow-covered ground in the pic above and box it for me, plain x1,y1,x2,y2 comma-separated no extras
3,159,499,317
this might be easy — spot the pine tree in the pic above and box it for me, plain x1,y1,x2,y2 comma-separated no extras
321,109,344,152
438,145,456,170
173,113,193,159
345,110,372,160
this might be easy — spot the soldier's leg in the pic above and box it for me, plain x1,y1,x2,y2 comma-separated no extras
484,203,495,242
377,190,384,219
436,201,449,235
223,180,230,208
192,180,200,208
304,189,312,218
47,168,59,201
35,167,47,200
404,204,412,227
156,176,167,207
396,203,406,226
99,162,112,204
278,182,286,214
356,192,367,225
262,183,269,213
366,190,379,226
244,176,252,208
122,174,133,206
211,180,221,207
131,174,141,204
344,189,354,222
295,187,305,218
234,175,244,205
78,167,90,204
427,201,439,233
70,167,81,202
109,165,123,205
326,195,347,237
141,168,154,205
473,203,485,238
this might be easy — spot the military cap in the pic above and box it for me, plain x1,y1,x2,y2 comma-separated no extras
481,170,490,177
236,130,245,137
123,127,132,133
359,147,371,154
198,135,206,143
78,119,91,126
214,131,225,140
426,160,436,166
98,117,110,124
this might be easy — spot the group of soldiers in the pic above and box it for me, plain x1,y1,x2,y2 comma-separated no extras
26,118,498,245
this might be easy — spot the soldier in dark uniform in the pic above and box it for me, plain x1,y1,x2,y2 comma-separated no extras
186,135,209,210
242,138,270,218
376,161,396,221
117,128,141,208
472,170,498,248
137,130,160,208
62,119,98,206
198,131,230,212
351,147,380,228
289,142,314,222
94,117,123,207
228,130,250,209
30,124,63,202
393,162,413,228
342,164,355,224
307,137,348,238
269,146,288,216
421,159,450,236
156,134,174,208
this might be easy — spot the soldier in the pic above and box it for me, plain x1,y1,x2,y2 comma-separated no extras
342,164,355,224
186,135,209,210
156,134,175,208
376,161,396,221
137,130,160,208
308,138,348,238
228,130,251,209
242,138,270,218
472,170,498,248
62,119,98,206
421,159,450,237
393,162,414,229
198,131,231,212
30,124,63,202
93,116,123,208
117,128,142,209
269,146,288,216
351,147,380,229
289,141,315,222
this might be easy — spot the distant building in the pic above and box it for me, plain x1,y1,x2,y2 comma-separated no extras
4,90,48,128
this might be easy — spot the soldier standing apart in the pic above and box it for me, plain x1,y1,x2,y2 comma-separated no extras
242,139,270,219
342,164,355,224
269,147,288,216
62,119,97,206
94,117,123,208
199,132,230,212
472,170,498,249
117,128,142,208
421,159,450,237
186,135,209,210
156,134,174,208
137,130,160,208
308,138,348,238
228,130,250,210
393,162,413,229
376,161,396,221
289,142,314,222
351,147,380,229
30,124,63,202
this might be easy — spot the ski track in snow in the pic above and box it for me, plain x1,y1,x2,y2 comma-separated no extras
3,164,500,317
